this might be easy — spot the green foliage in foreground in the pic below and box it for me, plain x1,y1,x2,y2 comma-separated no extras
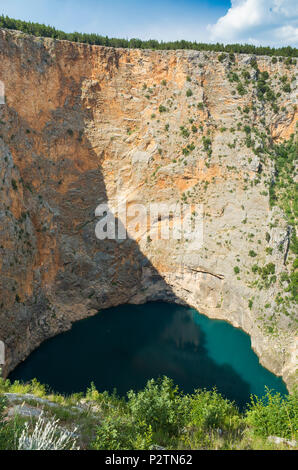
0,376,297,450
246,388,298,440
0,396,25,450
0,15,297,57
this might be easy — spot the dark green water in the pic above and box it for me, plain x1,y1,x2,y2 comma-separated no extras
9,302,288,408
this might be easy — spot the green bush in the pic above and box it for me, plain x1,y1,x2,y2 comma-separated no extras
202,136,212,151
188,389,240,435
246,388,298,440
127,377,189,436
242,70,251,80
218,53,226,62
91,413,153,450
261,263,275,278
260,71,269,80
180,126,190,138
159,105,167,113
282,84,291,93
237,83,246,96
229,72,239,82
249,250,257,257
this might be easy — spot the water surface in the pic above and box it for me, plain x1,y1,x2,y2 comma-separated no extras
9,302,288,408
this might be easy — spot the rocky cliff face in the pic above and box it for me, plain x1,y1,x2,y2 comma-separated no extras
0,29,297,387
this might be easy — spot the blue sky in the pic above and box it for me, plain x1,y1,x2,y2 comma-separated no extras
0,0,297,46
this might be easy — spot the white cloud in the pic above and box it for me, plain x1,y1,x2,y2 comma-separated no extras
208,0,298,46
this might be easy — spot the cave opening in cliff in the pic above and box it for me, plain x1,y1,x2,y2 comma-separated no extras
9,301,288,410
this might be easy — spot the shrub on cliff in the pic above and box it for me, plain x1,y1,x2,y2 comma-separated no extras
127,376,189,436
91,414,153,450
181,388,242,448
237,83,246,96
218,53,227,62
188,388,240,433
246,388,298,440
282,83,291,93
158,104,167,113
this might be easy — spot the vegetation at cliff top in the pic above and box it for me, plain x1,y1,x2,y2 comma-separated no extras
0,376,297,450
0,15,298,57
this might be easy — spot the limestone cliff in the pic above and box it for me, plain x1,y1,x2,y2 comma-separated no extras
0,29,297,388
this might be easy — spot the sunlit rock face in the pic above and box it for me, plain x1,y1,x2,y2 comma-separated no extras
0,28,297,388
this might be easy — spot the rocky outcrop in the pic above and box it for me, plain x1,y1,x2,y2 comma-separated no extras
0,29,297,388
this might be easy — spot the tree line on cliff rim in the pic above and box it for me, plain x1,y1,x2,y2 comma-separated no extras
0,15,297,57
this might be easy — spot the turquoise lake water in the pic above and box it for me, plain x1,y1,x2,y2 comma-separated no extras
9,302,288,408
